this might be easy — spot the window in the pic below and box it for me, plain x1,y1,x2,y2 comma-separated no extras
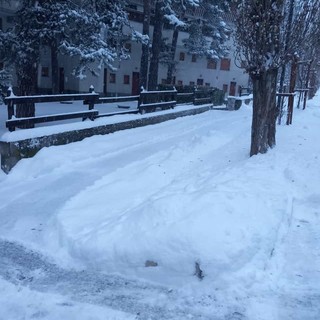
177,80,183,86
197,79,203,86
205,82,210,87
207,59,217,69
192,54,197,62
163,21,174,30
189,81,195,86
179,52,185,61
220,58,231,71
127,4,137,10
0,62,3,70
41,67,49,77
223,84,228,93
110,73,116,83
124,43,131,53
127,11,144,23
124,75,130,84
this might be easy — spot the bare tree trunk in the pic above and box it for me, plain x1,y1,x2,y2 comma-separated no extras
148,0,164,90
139,0,150,90
16,63,37,128
277,65,286,124
166,27,179,85
250,69,278,156
51,40,59,94
303,59,313,110
286,57,298,125
276,0,294,124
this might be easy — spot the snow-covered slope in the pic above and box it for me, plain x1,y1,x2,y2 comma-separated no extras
0,98,320,319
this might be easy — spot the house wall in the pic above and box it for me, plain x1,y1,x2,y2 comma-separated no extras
90,18,249,97
162,29,248,95
2,1,249,97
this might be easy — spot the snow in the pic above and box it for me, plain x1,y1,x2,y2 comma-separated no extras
140,100,177,107
0,103,209,142
0,278,134,320
141,89,177,94
164,14,186,27
228,94,253,100
5,92,98,100
1,95,320,319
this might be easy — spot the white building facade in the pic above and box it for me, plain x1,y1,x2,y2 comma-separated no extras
0,1,249,96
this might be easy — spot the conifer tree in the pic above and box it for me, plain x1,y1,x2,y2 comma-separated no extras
183,0,230,60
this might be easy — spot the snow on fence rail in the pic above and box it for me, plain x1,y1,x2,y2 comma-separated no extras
2,86,224,132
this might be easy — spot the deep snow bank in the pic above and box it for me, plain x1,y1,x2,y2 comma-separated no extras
55,105,290,280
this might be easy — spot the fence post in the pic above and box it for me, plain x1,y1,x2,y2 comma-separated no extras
138,86,144,113
193,86,197,105
173,86,177,108
287,57,298,125
88,85,95,111
303,60,313,110
6,87,15,124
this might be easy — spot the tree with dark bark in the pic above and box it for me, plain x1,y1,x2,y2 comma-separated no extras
148,0,165,90
2,0,138,98
147,0,200,90
233,0,320,156
13,1,42,122
139,0,151,89
147,0,229,89
0,25,13,102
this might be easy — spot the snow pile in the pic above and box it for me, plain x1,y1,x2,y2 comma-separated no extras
55,103,289,281
1,96,320,319
58,181,284,276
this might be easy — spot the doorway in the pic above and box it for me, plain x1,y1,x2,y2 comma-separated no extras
229,81,236,96
59,67,65,93
132,72,140,95
103,68,108,95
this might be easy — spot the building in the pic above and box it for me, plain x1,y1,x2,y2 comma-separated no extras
0,1,249,96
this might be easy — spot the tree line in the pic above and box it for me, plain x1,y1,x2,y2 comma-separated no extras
233,0,320,156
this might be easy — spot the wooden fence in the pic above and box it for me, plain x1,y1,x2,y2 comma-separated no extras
3,85,224,132
5,88,99,132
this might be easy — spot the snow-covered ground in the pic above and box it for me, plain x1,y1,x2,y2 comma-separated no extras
0,96,320,319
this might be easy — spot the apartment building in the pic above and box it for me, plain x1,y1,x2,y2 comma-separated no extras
0,1,249,96
72,1,249,96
